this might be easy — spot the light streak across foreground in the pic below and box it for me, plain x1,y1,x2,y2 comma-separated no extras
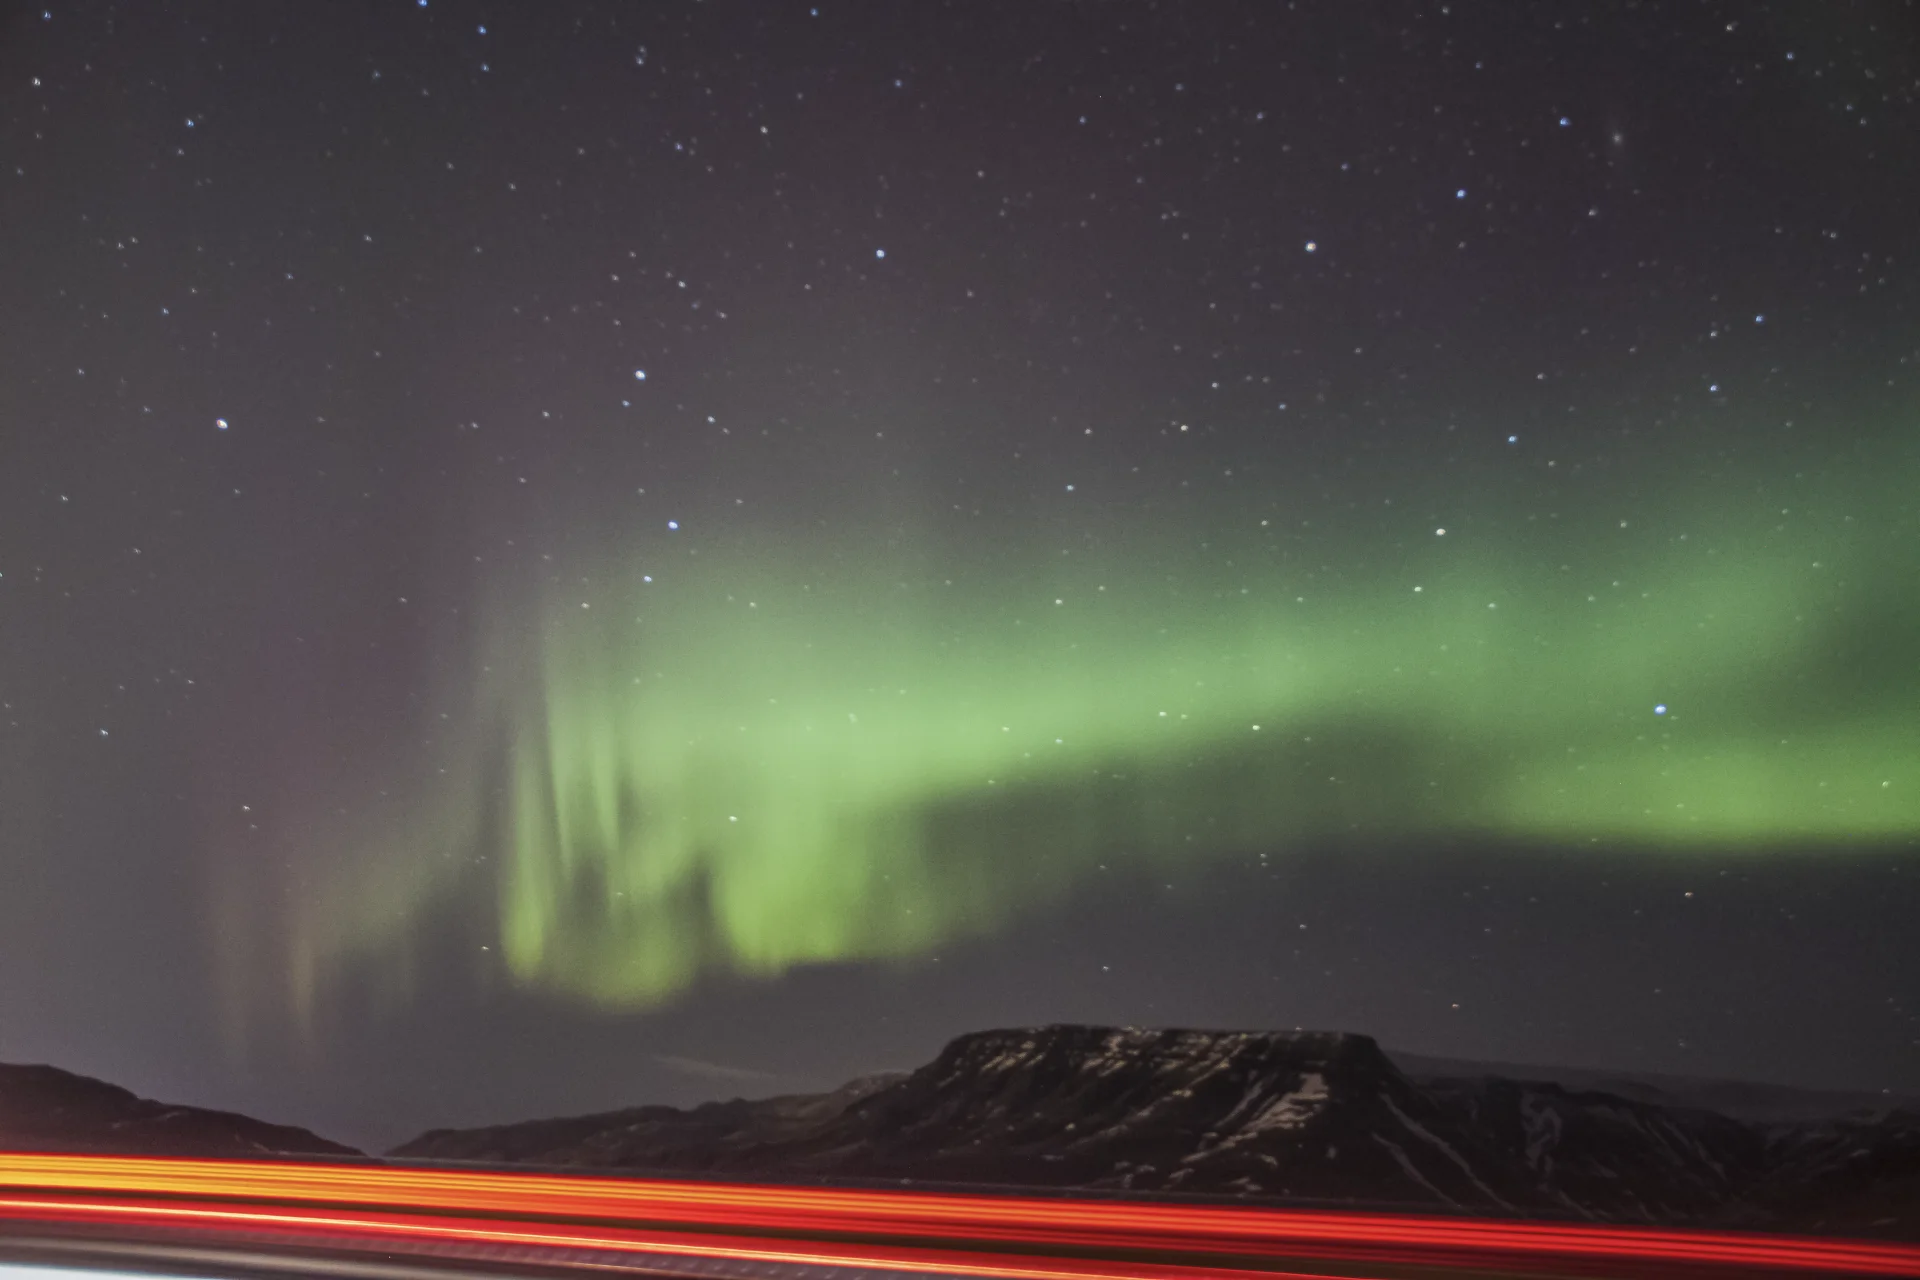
2,1155,1918,1279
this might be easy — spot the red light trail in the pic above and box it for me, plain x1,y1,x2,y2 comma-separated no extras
1,1153,1916,1279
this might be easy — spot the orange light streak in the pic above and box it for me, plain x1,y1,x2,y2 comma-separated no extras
0,1153,1915,1278
0,1194,1334,1280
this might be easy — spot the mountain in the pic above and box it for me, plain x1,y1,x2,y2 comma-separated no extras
394,1071,906,1168
0,1061,359,1158
392,1025,1920,1239
1389,1049,1920,1124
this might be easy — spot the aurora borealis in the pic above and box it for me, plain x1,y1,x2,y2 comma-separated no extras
3,0,1919,1147
287,441,1920,1012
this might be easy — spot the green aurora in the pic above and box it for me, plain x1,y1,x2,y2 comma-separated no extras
276,441,1920,1014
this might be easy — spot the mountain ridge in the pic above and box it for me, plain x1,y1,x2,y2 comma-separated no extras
9,1026,1916,1241
0,1060,359,1158
391,1024,1920,1239
1389,1049,1919,1123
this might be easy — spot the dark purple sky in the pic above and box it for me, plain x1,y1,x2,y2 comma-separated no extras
1,0,1917,1153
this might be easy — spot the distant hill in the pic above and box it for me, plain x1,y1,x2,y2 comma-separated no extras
0,1061,358,1158
393,1024,1920,1240
1388,1049,1920,1124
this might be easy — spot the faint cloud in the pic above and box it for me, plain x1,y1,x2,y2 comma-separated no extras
651,1053,780,1084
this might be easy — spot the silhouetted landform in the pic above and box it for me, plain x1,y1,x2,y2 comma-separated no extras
1389,1049,1920,1124
0,1061,358,1158
392,1025,1920,1240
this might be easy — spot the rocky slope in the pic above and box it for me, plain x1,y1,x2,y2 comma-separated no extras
0,1061,358,1158
1392,1049,1919,1123
393,1025,1920,1239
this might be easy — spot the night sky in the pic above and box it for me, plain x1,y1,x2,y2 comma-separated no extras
2,1,1918,1153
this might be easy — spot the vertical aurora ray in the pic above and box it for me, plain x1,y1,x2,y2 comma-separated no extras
269,437,1920,1016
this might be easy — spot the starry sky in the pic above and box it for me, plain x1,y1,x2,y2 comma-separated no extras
2,0,1918,1153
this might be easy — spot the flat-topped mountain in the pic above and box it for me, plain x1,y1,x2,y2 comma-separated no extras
8,1028,1913,1240
393,1024,1920,1239
0,1061,358,1159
